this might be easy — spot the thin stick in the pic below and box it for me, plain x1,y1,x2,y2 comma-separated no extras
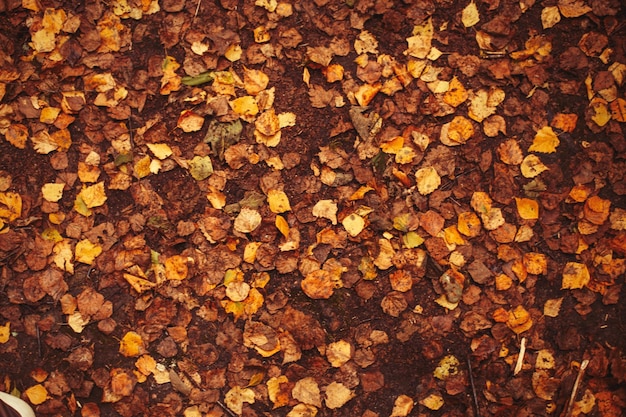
467,355,481,417
514,337,526,376
192,0,202,25
563,359,589,417
216,400,237,417
36,325,42,358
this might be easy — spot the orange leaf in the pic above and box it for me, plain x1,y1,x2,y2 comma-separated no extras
528,126,559,153
562,262,590,289
551,113,578,132
515,197,539,220
119,331,146,357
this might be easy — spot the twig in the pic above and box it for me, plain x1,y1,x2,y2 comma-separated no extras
192,0,202,25
36,325,42,358
514,337,526,376
563,359,589,417
467,355,481,417
216,400,237,417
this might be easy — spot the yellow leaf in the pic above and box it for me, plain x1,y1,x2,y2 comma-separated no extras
123,273,156,293
165,255,188,280
523,252,547,275
544,298,563,317
391,394,415,416
342,213,365,237
462,1,480,28
529,126,560,153
267,189,291,213
278,112,296,128
225,386,255,415
404,18,433,59
312,200,338,224
420,393,444,411
225,44,242,61
507,305,533,334
354,83,381,107
226,281,251,302
119,331,146,357
520,154,549,178
434,355,459,380
0,192,22,222
349,186,374,201
53,239,74,273
177,110,205,133
25,384,48,405
415,166,441,195
324,381,354,410
380,136,404,154
133,155,151,179
78,182,107,208
275,215,290,238
590,98,611,127
75,239,102,265
146,143,173,160
515,197,539,220
326,340,352,367
541,6,561,29
441,115,474,145
5,124,29,149
0,322,9,344
354,30,379,55
243,67,269,95
160,55,181,95
443,76,468,107
267,375,290,409
562,262,590,289
458,212,482,237
234,208,262,233
230,96,259,119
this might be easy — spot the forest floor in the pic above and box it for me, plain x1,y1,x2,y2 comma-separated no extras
1,0,626,416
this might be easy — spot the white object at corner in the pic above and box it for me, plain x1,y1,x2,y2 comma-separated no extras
0,391,36,417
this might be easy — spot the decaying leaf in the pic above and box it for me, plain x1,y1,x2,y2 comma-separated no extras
324,381,354,409
225,386,255,415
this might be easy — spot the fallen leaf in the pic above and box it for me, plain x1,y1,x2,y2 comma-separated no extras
75,239,102,265
541,6,561,29
0,322,9,344
515,197,540,220
25,384,48,405
461,1,480,28
119,331,146,357
292,377,322,408
420,393,444,410
404,18,433,59
520,154,549,178
342,213,365,237
324,381,354,409
267,189,291,213
529,126,560,153
312,200,338,225
225,386,255,415
326,340,352,367
390,394,415,416
507,305,533,334
415,167,441,195
177,110,204,132
562,262,590,289
434,355,459,380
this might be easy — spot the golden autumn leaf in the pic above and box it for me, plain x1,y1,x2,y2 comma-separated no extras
562,262,590,289
415,166,441,195
443,76,469,107
609,98,626,122
312,199,338,225
441,115,474,145
164,255,188,280
507,305,533,334
225,386,256,415
523,252,547,275
177,110,205,133
551,113,578,132
324,382,354,410
583,195,611,225
0,322,9,344
160,55,181,95
342,213,365,237
543,298,563,317
119,331,146,357
78,182,107,208
354,83,381,107
243,66,270,95
434,355,460,380
75,239,102,265
301,269,339,300
5,124,28,149
390,394,415,416
275,214,290,238
0,192,22,222
267,189,291,213
541,6,561,29
515,197,539,220
520,154,549,178
292,377,322,407
458,211,482,237
25,384,48,405
123,273,156,293
420,393,444,411
404,18,433,59
461,1,480,28
326,340,352,367
529,126,560,153
267,375,290,409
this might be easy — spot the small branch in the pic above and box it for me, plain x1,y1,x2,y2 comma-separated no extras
514,337,527,376
216,400,237,417
192,0,202,25
467,355,481,417
563,359,589,417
